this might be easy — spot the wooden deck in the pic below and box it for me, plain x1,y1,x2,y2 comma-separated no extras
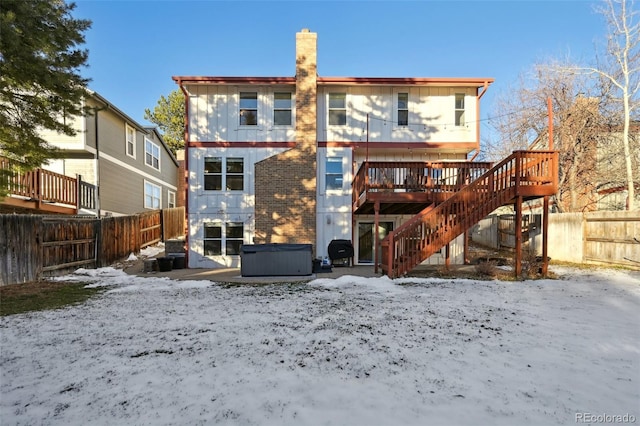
353,160,492,215
1,158,96,215
367,151,559,278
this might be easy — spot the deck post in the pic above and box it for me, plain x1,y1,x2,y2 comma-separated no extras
542,195,549,276
445,243,451,270
515,195,523,278
374,200,380,274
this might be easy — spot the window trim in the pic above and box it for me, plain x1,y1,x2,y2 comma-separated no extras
144,137,161,171
144,180,161,210
328,92,347,126
125,124,136,159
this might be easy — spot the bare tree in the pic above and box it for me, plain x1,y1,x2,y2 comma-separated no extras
586,0,640,210
484,61,601,212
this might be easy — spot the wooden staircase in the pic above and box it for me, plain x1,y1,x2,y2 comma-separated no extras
380,150,558,278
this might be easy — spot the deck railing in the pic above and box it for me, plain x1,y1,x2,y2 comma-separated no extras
380,151,558,278
1,157,97,212
353,160,493,210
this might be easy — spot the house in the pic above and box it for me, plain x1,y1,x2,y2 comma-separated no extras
173,29,557,275
38,91,180,217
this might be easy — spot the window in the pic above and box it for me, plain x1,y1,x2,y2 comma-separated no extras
226,158,244,190
455,93,465,126
226,222,244,255
126,125,136,158
328,93,346,125
145,138,160,170
240,92,258,125
325,157,343,190
144,181,161,209
274,92,292,125
204,223,222,256
204,157,222,190
397,93,409,126
204,157,244,191
168,191,176,208
203,222,244,256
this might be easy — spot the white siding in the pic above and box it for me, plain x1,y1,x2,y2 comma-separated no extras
187,85,296,143
318,86,476,143
187,146,289,268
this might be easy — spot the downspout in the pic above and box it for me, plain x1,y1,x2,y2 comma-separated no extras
177,79,190,267
93,103,109,218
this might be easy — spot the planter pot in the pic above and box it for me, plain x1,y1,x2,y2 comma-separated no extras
156,257,174,272
168,253,186,269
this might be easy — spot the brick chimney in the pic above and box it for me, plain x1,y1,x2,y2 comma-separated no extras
254,30,318,249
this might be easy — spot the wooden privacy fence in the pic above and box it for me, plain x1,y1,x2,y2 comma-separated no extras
471,210,640,269
0,206,185,285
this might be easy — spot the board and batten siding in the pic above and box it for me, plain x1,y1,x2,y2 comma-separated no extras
187,85,297,143
187,147,289,268
317,86,477,144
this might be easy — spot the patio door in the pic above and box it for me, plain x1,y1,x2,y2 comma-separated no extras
357,222,393,264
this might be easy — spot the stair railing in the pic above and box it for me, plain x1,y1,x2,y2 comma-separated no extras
381,151,558,277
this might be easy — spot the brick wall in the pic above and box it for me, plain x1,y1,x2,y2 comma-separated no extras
254,30,317,249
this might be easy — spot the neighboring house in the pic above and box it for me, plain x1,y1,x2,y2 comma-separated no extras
173,29,503,270
528,96,639,212
40,91,180,217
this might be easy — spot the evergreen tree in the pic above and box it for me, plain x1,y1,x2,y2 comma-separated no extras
0,0,91,178
144,89,185,155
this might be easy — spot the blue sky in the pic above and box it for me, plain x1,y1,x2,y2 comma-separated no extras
73,0,607,134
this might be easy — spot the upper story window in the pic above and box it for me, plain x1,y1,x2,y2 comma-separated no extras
125,124,136,158
328,93,346,126
204,157,244,191
455,93,465,126
274,92,292,126
397,93,409,126
145,138,160,170
325,157,343,190
144,181,161,209
239,92,258,126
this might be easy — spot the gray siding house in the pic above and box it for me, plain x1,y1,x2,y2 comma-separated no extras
42,91,179,216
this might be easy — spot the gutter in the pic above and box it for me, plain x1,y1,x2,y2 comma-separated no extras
175,78,190,267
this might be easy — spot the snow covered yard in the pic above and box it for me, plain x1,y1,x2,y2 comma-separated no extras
1,266,639,426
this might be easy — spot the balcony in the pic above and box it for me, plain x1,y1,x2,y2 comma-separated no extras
352,161,493,215
1,158,97,215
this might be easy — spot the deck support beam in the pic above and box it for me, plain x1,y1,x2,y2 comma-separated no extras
515,195,523,278
542,195,550,276
374,200,380,274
